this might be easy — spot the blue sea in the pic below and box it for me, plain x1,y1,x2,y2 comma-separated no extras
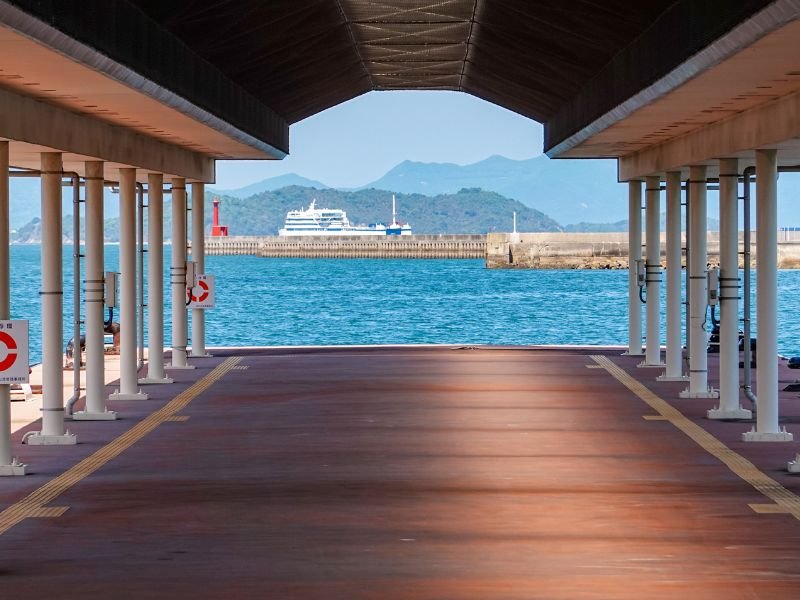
8,244,800,364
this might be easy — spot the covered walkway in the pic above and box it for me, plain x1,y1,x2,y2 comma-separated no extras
2,346,799,599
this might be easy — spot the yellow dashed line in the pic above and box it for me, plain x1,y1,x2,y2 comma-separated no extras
642,415,668,421
166,415,190,422
0,357,241,536
592,355,800,520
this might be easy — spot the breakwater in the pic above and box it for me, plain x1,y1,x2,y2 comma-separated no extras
206,235,486,259
486,232,800,269
204,232,800,267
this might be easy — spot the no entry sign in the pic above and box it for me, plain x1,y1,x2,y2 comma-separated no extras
0,320,28,384
187,274,215,309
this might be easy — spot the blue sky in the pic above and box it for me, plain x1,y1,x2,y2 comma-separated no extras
215,91,544,189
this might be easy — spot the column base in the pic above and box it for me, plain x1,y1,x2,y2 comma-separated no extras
189,352,212,358
138,377,174,385
637,361,665,369
788,454,800,473
742,428,793,442
679,388,719,399
167,364,196,370
72,409,118,421
108,390,149,401
0,459,26,476
23,431,77,445
707,407,752,420
622,351,644,357
657,374,689,382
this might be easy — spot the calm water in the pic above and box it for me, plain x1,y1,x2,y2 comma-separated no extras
9,245,800,363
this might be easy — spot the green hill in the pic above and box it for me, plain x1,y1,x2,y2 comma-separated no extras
205,186,562,236
11,185,563,242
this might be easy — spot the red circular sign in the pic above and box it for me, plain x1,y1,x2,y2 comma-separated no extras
190,279,209,303
0,330,18,371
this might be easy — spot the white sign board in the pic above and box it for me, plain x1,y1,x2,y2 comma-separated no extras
187,274,215,309
0,320,28,384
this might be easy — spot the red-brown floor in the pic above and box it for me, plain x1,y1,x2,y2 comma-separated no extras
1,346,800,599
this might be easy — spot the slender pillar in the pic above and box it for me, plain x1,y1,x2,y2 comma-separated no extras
658,171,686,381
140,173,173,384
169,178,193,370
743,150,792,441
0,142,24,473
74,161,118,419
109,169,148,401
709,159,750,420
680,165,717,398
190,182,209,358
640,175,664,368
626,180,643,355
27,153,76,444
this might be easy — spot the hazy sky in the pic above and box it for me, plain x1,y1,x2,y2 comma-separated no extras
215,91,544,190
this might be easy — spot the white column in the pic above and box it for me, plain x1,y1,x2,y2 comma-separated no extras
680,165,717,398
709,159,750,420
74,161,117,419
169,178,193,370
641,175,664,368
109,168,148,401
27,153,76,444
626,180,643,355
190,182,209,358
0,142,24,473
658,171,686,381
140,173,172,384
743,150,792,441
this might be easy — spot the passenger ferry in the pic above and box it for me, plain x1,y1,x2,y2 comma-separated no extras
278,195,412,237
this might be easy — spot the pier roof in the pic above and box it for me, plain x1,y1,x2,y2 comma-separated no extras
3,0,778,162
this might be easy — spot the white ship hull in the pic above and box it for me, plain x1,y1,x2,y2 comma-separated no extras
279,197,412,237
278,227,390,237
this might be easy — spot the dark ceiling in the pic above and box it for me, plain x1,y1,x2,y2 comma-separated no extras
128,0,675,125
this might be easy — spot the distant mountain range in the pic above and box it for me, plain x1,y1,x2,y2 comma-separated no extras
10,154,800,238
214,155,624,226
212,173,328,198
205,186,560,236
214,154,800,228
359,155,624,225
12,186,560,243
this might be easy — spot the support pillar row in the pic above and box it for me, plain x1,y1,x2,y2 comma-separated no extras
659,171,686,382
110,169,147,401
170,178,193,370
743,150,792,441
140,173,172,385
681,165,717,399
27,153,76,444
190,182,209,358
74,161,118,419
709,159,750,420
641,175,664,368
626,180,643,356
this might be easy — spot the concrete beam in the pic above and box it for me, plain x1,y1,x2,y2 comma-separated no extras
0,0,288,156
0,85,214,182
545,0,788,157
619,86,800,180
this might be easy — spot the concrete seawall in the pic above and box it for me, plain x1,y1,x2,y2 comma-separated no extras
205,233,800,268
485,232,800,269
206,235,486,259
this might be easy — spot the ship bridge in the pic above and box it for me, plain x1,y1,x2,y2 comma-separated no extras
2,1,800,597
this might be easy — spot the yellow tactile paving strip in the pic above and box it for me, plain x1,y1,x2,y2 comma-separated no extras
0,356,241,536
593,355,800,520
